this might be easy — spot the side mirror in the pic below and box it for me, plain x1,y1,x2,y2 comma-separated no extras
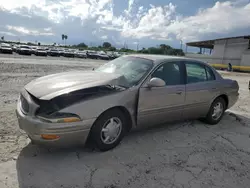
147,77,166,88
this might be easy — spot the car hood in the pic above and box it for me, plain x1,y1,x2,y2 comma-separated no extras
24,71,128,100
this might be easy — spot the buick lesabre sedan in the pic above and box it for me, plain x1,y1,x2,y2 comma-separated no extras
16,55,239,151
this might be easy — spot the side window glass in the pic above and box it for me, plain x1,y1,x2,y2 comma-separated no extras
152,62,181,85
205,66,215,81
186,63,207,84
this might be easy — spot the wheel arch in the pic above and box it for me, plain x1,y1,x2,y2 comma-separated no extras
214,94,229,109
92,106,133,132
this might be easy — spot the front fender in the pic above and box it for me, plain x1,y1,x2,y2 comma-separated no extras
59,88,138,125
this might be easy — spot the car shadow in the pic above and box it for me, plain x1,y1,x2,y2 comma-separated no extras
16,111,250,188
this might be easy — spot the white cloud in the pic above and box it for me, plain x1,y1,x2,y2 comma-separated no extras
100,35,108,39
0,0,113,23
44,27,52,32
171,1,250,41
101,1,250,42
6,25,54,36
124,0,135,16
1,0,250,43
0,31,17,36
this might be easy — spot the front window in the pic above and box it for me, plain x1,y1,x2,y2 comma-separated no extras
95,56,154,87
152,62,182,85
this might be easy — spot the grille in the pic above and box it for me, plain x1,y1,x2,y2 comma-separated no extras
20,94,29,114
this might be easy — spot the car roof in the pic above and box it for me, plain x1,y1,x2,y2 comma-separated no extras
125,54,206,65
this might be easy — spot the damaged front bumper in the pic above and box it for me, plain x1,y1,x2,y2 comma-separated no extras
16,97,95,147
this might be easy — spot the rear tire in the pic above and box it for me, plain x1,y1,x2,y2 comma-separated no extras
90,109,127,151
204,97,226,125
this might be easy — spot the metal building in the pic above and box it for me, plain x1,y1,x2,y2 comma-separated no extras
185,35,250,72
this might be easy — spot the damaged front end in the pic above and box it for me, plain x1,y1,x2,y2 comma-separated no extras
24,85,125,123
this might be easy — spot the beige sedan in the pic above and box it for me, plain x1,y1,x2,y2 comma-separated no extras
16,55,239,151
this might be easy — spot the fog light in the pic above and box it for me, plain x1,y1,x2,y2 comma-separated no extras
41,134,60,140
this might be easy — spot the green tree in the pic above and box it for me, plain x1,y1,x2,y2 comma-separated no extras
109,46,116,51
1,36,4,41
159,44,172,54
148,47,162,54
77,42,88,48
103,42,111,48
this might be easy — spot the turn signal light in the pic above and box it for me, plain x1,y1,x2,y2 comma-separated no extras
41,134,60,140
57,117,81,123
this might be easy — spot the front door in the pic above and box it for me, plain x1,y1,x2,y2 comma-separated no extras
137,61,186,127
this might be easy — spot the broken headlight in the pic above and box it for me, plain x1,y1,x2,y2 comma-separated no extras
37,112,81,123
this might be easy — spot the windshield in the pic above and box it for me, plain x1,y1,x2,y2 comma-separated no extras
95,56,153,87
1,43,11,47
20,46,30,49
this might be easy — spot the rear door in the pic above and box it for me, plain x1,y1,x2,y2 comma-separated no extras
183,61,218,119
137,61,186,127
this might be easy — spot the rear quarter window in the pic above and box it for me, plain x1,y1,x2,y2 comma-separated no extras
205,66,216,81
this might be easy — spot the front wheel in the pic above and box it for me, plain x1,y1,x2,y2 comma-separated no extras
90,109,127,151
204,97,226,125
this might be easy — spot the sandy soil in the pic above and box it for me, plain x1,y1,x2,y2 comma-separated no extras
0,57,250,188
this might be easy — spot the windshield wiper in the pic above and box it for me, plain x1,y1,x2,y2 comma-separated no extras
106,84,127,90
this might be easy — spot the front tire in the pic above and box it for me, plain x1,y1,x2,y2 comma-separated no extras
90,109,127,151
205,97,226,125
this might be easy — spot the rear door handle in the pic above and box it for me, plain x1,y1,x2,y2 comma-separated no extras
211,87,217,90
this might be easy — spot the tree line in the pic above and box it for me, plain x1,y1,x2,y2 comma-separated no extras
73,42,185,56
0,35,185,56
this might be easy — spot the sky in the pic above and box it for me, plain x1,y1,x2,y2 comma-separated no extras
0,0,250,50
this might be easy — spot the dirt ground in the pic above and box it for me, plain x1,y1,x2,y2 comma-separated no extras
0,58,250,188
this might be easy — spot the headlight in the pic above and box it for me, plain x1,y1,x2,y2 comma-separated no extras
37,112,81,123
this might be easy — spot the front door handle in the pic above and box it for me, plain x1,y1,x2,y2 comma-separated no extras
176,91,183,95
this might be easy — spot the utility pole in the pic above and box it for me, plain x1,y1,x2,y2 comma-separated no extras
180,40,183,50
136,40,139,51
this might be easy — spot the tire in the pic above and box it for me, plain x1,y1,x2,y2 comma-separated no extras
90,109,127,151
204,97,226,125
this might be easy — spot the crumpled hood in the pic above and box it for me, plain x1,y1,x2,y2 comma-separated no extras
25,70,128,100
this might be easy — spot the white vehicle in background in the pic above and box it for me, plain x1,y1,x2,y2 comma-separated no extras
17,45,32,55
30,46,38,54
75,50,87,58
0,43,13,54
35,48,47,56
63,49,75,57
48,49,61,57
97,51,110,60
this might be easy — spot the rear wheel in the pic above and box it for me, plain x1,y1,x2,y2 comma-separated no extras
90,109,127,151
204,97,226,125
